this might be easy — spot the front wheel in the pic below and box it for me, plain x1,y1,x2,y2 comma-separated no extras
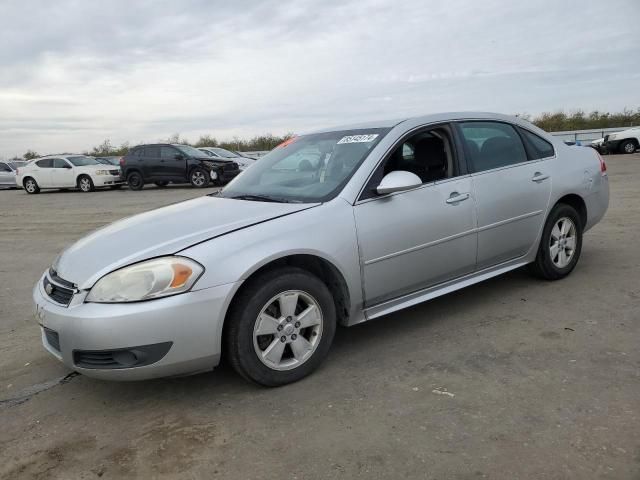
620,140,637,154
189,167,210,188
528,204,583,280
78,175,95,192
225,267,336,386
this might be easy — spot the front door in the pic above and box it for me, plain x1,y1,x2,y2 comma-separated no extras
353,125,477,306
457,121,553,269
50,158,76,187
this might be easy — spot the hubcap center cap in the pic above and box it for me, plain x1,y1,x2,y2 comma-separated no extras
283,324,295,336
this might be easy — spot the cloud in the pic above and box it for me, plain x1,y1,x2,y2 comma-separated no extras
0,0,638,157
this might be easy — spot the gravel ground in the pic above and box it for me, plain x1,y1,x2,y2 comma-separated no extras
1,154,639,479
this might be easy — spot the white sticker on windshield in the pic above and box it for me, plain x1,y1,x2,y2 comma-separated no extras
337,134,379,144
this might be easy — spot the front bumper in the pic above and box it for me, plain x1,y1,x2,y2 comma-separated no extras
603,139,622,152
93,175,124,187
33,274,237,380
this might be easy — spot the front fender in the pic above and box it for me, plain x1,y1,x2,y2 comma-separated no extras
180,198,364,322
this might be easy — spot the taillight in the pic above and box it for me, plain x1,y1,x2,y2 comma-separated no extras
119,157,124,166
15,168,19,175
597,152,607,175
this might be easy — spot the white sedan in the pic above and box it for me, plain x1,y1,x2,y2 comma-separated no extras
16,155,124,194
198,147,256,170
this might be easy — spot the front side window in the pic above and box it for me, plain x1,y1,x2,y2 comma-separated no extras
53,159,70,168
518,127,555,159
459,121,528,172
36,159,53,168
68,156,99,167
174,145,209,158
220,128,390,203
160,147,178,159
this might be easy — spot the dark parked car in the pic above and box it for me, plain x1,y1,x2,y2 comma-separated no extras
121,144,240,190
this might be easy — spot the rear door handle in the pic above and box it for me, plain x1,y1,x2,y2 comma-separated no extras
446,192,470,204
532,172,549,182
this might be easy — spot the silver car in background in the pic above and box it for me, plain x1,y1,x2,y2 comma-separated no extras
0,160,26,188
33,112,609,386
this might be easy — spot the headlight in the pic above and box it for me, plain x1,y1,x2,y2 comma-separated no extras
86,256,204,303
608,134,617,140
95,170,109,175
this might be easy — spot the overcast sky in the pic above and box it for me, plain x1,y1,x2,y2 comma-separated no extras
0,0,638,158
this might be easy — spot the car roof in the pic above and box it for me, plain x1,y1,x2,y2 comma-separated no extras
304,112,525,135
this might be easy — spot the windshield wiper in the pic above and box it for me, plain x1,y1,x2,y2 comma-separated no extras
228,194,287,203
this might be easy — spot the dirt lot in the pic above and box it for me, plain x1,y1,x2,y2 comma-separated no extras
1,154,639,479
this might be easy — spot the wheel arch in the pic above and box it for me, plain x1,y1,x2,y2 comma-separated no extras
221,253,352,346
555,193,587,229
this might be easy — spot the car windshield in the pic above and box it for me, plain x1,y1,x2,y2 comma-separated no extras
220,128,390,203
68,156,100,166
212,148,240,158
175,145,210,158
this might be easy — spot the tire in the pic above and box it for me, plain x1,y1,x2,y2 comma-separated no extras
528,203,583,280
620,140,637,154
154,181,169,188
189,167,210,188
23,177,40,194
127,172,144,191
77,175,95,192
225,267,336,387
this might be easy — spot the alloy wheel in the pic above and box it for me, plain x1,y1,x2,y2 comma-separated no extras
549,217,577,268
191,170,206,187
80,178,91,191
624,142,636,154
25,180,36,193
252,290,323,371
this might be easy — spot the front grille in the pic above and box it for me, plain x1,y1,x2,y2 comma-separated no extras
43,275,74,306
109,169,120,176
44,327,60,352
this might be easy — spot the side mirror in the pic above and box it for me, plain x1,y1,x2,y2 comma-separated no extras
174,154,184,160
376,171,422,195
64,164,72,169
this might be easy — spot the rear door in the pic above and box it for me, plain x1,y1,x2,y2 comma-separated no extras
50,158,75,187
456,121,553,269
34,158,54,186
142,146,161,180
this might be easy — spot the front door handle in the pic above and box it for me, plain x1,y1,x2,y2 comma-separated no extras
532,172,550,182
446,192,470,204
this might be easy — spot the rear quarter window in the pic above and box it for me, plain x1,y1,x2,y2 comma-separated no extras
36,159,53,168
518,127,555,159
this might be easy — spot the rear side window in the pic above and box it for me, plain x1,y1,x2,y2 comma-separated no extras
459,121,528,172
144,146,160,157
36,159,53,168
518,127,555,159
0,162,11,172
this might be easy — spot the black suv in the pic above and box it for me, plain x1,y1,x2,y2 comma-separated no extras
121,144,240,190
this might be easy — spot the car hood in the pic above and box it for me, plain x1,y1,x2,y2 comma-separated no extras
54,196,318,289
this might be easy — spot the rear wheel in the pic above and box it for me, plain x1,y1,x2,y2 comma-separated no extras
189,167,210,188
225,267,336,386
620,140,637,154
24,177,40,194
528,204,583,280
77,175,95,192
127,172,144,190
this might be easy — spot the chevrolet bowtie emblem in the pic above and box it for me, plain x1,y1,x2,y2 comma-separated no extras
45,283,53,295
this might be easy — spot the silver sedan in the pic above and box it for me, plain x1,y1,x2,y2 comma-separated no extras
33,112,609,386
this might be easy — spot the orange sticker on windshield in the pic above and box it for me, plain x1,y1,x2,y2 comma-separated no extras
276,137,297,149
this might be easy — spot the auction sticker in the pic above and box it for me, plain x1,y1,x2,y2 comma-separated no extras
337,134,379,144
